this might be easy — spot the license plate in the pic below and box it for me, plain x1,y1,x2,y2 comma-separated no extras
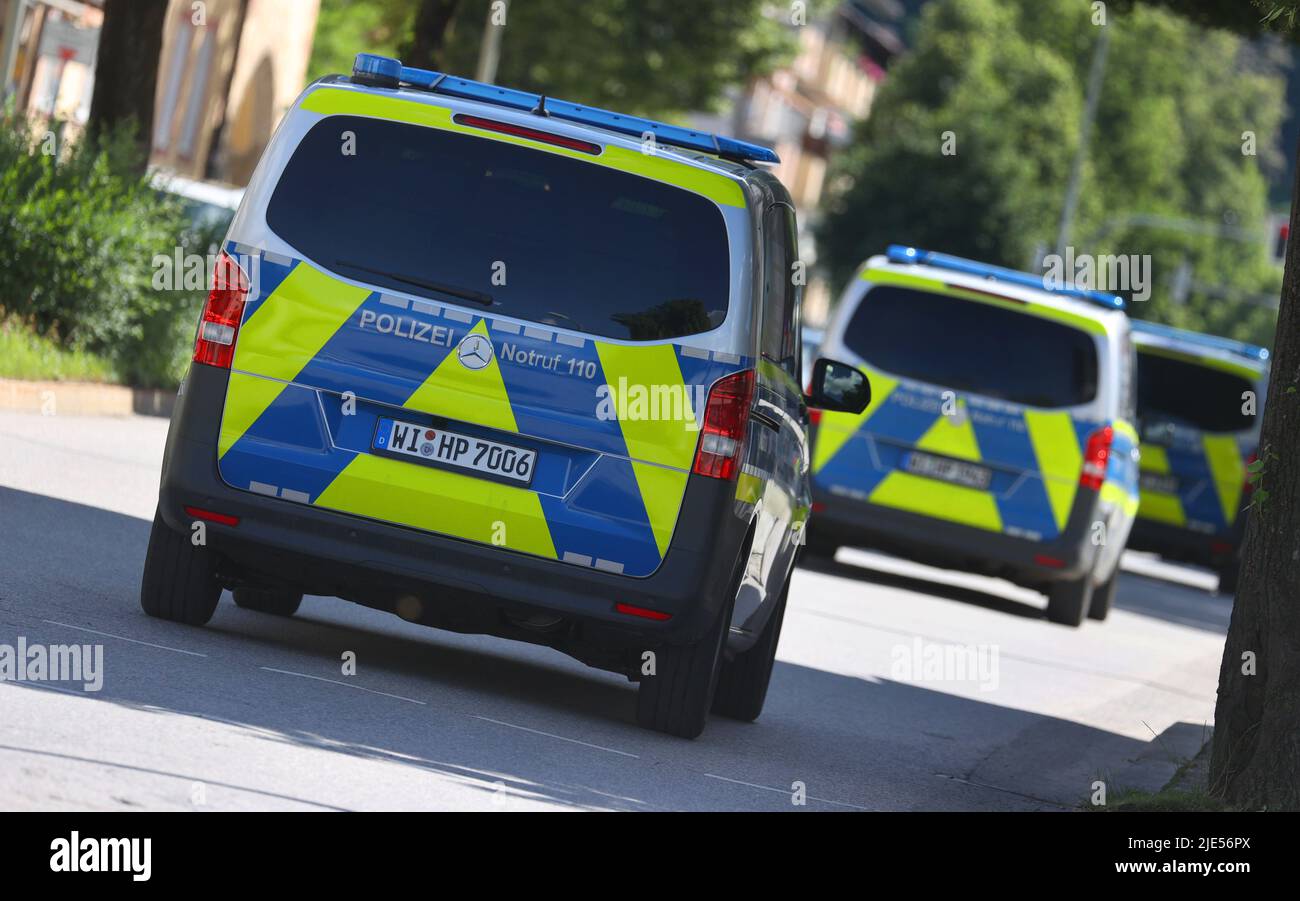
1139,471,1179,494
904,451,992,490
373,418,536,485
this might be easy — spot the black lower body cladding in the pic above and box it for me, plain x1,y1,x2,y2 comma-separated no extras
155,363,750,674
806,484,1103,589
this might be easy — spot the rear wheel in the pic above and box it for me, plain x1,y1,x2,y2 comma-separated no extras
713,576,789,721
139,509,221,626
1086,571,1117,621
233,587,303,617
636,592,733,740
1045,575,1093,627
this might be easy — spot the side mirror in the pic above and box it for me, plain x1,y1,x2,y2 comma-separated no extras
806,358,870,414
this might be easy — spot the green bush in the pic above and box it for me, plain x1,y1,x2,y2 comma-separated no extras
0,113,217,387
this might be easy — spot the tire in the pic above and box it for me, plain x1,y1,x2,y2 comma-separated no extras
233,587,303,617
1045,575,1093,627
1087,571,1117,621
800,532,838,565
1216,560,1239,596
712,575,789,721
636,590,734,740
139,509,221,626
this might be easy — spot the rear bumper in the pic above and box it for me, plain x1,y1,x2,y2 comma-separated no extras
1128,516,1241,569
157,364,749,669
808,483,1102,587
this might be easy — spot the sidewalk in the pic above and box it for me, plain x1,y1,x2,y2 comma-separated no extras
0,379,177,418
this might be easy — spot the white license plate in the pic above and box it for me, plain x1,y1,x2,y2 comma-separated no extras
904,451,992,490
374,417,536,485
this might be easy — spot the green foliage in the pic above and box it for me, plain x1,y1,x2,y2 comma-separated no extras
818,0,1286,346
0,317,118,383
0,114,210,387
311,0,806,119
308,0,418,82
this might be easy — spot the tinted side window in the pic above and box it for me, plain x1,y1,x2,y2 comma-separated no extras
842,285,1099,408
760,203,800,380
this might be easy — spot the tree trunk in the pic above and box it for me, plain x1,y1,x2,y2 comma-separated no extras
85,0,168,165
402,0,462,71
1208,135,1300,809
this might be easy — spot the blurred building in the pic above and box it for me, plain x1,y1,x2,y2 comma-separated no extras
690,0,909,325
0,0,319,186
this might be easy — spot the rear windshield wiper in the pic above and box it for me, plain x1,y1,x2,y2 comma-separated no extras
335,260,494,308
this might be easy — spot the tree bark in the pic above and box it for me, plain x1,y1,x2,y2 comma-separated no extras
1209,134,1300,809
85,0,168,166
402,0,462,71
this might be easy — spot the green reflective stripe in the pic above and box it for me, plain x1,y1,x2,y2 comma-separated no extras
1024,410,1082,531
314,452,557,558
593,341,697,558
736,469,763,505
300,88,746,208
860,269,1107,337
1138,488,1186,526
404,319,518,433
223,262,371,456
1139,444,1170,475
869,471,1003,532
913,402,980,460
1203,434,1245,526
219,371,288,459
1112,419,1139,446
1101,481,1139,517
812,366,898,473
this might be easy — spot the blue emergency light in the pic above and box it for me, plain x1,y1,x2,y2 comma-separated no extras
350,53,780,165
1129,319,1269,362
886,245,1127,311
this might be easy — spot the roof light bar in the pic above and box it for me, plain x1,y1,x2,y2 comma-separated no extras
1130,319,1270,362
350,53,780,164
886,245,1126,311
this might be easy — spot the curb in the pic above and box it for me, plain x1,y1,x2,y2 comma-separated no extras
0,378,177,418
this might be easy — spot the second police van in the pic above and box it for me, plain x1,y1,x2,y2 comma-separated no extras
1127,320,1269,594
807,246,1141,627
139,53,869,739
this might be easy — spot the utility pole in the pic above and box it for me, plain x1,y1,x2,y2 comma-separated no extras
1055,22,1110,259
474,0,508,84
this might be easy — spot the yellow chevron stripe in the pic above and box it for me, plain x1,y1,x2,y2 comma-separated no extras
914,403,981,460
313,452,556,558
404,319,517,433
1203,434,1245,527
869,471,1003,532
1024,410,1083,531
594,341,696,559
220,262,371,458
299,88,746,209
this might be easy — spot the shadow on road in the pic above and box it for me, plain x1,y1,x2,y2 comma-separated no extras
0,486,1208,811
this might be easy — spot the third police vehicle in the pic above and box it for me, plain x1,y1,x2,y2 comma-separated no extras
1128,320,1269,594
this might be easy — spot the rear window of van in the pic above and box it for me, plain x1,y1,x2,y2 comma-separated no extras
266,115,731,341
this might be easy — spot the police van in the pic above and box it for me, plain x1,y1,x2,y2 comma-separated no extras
806,246,1140,626
1127,320,1269,594
140,53,868,739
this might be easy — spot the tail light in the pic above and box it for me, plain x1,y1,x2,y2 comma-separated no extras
1242,451,1258,495
193,251,249,369
693,369,755,480
1079,425,1114,491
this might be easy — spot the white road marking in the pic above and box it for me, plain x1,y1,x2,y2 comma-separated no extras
702,772,872,810
259,667,427,705
471,715,639,758
42,620,208,657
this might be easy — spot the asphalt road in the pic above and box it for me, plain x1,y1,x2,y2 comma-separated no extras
0,410,1231,811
